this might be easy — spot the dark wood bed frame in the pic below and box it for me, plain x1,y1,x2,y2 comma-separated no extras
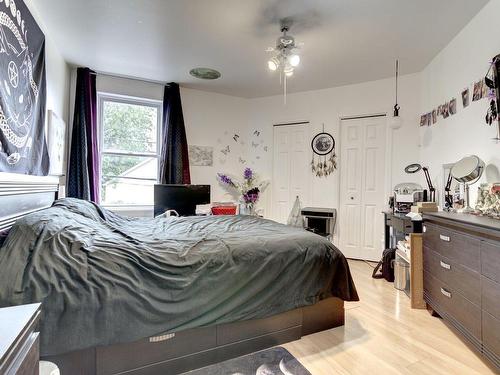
0,173,346,375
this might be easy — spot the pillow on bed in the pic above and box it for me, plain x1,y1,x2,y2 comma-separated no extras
0,229,10,248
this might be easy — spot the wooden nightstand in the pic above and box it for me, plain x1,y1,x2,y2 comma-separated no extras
0,304,41,375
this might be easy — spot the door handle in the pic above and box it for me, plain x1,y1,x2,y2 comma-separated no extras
440,288,452,298
440,261,451,270
439,234,450,242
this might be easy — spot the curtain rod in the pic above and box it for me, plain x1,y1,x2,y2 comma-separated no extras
340,113,386,121
88,70,167,86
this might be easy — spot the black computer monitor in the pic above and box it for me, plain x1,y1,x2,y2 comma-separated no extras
154,184,211,217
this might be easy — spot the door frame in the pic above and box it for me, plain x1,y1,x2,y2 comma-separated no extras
271,121,310,222
337,112,393,260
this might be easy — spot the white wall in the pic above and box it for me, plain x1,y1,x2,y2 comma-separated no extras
419,0,500,205
248,73,422,219
91,73,423,219
26,0,70,123
26,0,71,188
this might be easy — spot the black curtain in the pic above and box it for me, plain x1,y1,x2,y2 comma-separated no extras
67,68,100,202
159,83,191,184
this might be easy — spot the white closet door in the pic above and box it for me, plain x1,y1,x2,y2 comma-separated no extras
272,123,309,223
339,117,387,261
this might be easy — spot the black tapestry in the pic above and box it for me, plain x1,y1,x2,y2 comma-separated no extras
0,0,48,175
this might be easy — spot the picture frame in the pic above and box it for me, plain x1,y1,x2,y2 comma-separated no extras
47,110,67,176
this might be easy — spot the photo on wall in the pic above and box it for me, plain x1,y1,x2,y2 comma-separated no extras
462,88,470,108
473,79,484,101
189,145,214,166
442,102,450,118
420,114,428,127
449,98,457,115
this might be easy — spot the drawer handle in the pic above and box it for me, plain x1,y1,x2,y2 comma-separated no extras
440,261,451,270
439,234,450,242
440,288,452,298
149,333,175,343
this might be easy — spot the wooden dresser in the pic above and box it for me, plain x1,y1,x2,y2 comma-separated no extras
0,304,41,375
423,212,499,370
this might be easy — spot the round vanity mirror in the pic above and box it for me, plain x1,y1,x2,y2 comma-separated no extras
451,155,485,213
451,155,485,183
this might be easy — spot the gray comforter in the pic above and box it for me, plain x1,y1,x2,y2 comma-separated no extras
0,198,358,356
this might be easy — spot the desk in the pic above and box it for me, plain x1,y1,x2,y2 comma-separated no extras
383,211,425,309
383,211,422,249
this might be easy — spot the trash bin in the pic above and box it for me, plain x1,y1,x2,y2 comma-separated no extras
39,361,60,375
394,258,409,291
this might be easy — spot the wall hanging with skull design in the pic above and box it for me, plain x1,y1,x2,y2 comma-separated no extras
0,0,48,175
311,127,337,177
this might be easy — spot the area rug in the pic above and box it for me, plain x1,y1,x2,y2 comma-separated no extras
183,347,311,375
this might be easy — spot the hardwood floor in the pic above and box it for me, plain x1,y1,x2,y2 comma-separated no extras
283,260,498,375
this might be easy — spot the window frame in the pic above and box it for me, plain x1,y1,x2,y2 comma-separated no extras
97,92,163,207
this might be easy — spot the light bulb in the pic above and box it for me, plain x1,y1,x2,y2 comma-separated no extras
268,58,278,71
389,115,403,130
289,54,300,67
284,67,294,77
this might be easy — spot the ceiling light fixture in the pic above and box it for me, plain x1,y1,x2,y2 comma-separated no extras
389,59,403,129
266,25,302,104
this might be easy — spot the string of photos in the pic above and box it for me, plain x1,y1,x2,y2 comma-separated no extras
420,54,500,143
311,124,337,177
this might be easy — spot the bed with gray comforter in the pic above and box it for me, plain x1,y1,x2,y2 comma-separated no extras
0,198,358,356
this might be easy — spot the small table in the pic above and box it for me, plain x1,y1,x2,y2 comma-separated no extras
0,303,41,375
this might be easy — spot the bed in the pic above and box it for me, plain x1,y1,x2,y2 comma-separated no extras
0,175,358,375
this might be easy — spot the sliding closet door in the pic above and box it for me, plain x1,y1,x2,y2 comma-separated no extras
339,116,387,261
272,123,309,223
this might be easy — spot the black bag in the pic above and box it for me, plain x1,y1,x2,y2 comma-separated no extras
372,248,396,282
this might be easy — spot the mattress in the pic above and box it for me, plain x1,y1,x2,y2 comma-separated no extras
0,198,358,356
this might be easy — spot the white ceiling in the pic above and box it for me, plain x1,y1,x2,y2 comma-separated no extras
33,0,490,98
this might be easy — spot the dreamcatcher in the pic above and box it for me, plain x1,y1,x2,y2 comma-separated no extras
311,125,337,177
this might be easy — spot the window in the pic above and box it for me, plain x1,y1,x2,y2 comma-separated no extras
98,94,162,206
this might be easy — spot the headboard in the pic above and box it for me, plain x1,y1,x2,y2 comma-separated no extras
0,173,59,231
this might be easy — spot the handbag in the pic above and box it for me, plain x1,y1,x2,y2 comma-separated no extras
372,248,396,282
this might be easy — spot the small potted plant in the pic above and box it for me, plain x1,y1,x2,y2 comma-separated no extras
217,168,269,215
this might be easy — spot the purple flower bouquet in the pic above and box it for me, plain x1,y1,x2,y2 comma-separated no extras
217,168,269,214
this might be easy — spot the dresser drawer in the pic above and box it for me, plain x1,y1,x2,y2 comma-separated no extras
482,311,500,367
423,247,480,305
423,223,480,272
424,270,481,340
482,276,500,320
96,326,216,375
481,240,500,282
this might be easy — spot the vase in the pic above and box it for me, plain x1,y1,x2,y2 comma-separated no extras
239,203,255,216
